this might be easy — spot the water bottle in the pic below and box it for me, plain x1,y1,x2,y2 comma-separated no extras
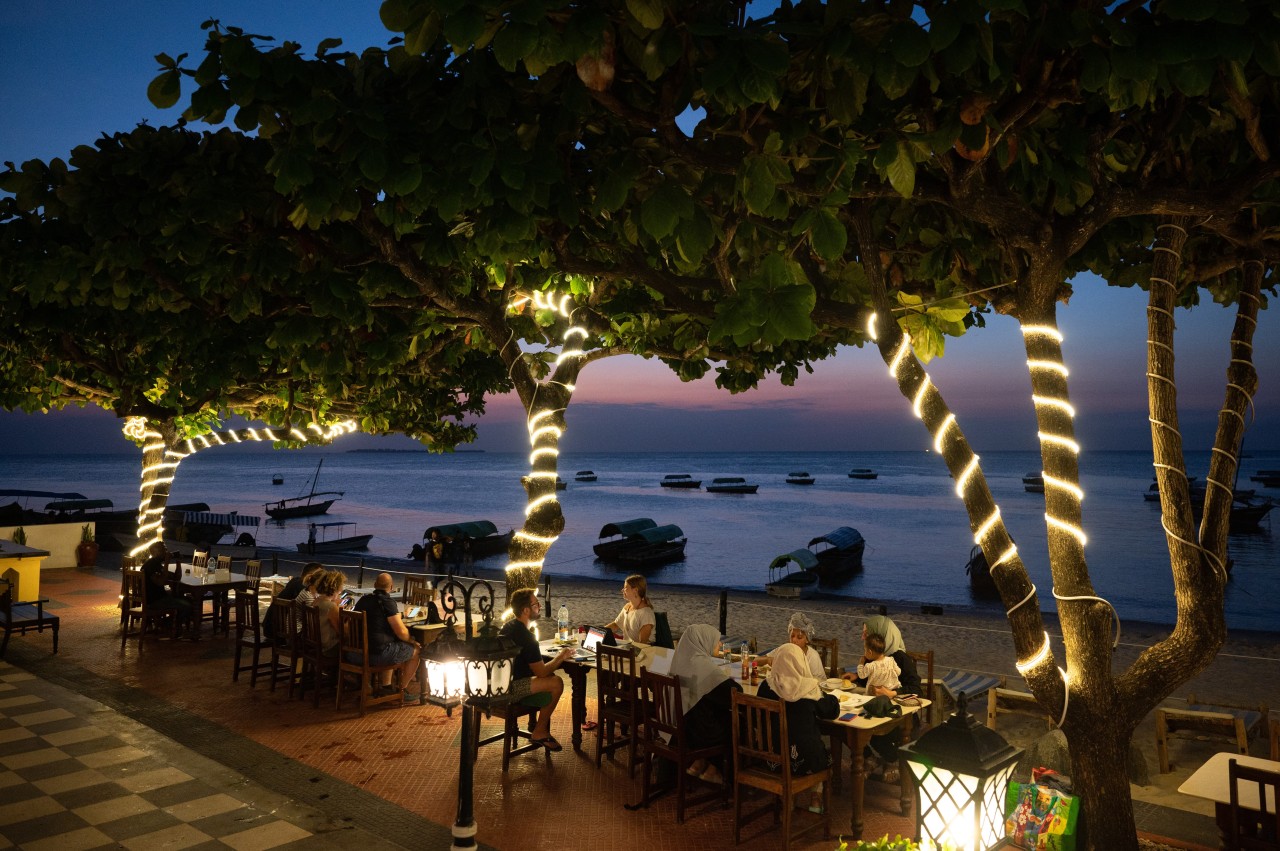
741,641,750,680
557,604,570,642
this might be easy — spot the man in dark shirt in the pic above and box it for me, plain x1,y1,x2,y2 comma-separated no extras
140,541,193,634
498,588,574,751
351,572,421,697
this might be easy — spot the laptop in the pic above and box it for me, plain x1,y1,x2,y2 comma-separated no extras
576,626,613,659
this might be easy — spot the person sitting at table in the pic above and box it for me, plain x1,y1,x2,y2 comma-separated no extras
756,642,839,807
498,588,575,752
315,570,346,658
756,612,826,678
852,613,922,783
604,574,655,644
140,541,195,636
350,572,421,700
264,562,324,639
670,623,741,785
855,632,901,695
295,566,325,607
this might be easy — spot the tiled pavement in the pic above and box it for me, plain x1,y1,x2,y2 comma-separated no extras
2,565,1219,850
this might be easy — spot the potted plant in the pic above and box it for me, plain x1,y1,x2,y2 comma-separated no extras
11,526,27,546
76,523,99,567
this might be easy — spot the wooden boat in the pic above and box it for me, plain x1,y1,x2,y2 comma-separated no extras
265,458,343,520
422,520,514,559
575,470,598,482
521,475,567,490
1144,480,1271,531
766,550,819,599
1022,473,1044,493
965,545,999,597
706,477,759,494
614,524,687,568
1249,470,1280,488
847,468,878,480
785,471,816,485
298,521,372,553
593,518,659,560
806,527,866,580
660,474,701,489
272,474,283,486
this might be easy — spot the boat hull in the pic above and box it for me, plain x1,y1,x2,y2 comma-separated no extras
766,575,817,599
706,484,758,494
786,477,815,485
808,545,865,581
660,478,701,488
614,540,686,568
266,499,336,520
297,534,372,553
965,546,998,597
847,470,878,480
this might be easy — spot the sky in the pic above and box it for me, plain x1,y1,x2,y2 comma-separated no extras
1,1,1276,456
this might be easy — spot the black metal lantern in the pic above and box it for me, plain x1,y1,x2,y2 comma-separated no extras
901,693,1023,851
418,576,519,851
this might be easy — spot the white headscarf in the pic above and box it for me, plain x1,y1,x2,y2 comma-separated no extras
768,642,824,703
669,623,731,714
864,614,906,656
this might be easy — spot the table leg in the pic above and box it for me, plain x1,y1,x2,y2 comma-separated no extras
898,753,912,816
829,731,844,792
851,743,867,840
567,665,588,749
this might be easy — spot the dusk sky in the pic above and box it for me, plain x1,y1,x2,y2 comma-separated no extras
2,1,1276,455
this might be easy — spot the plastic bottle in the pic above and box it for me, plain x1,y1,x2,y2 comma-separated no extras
741,641,750,680
557,604,570,642
750,660,759,686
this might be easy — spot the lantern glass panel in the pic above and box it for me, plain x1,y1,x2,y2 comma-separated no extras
908,761,1017,851
425,658,465,703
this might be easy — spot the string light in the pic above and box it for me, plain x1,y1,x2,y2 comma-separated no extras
933,414,955,453
1021,325,1064,343
1042,473,1084,500
514,531,559,545
529,425,562,444
954,455,980,498
973,510,1001,545
529,448,559,463
991,544,1018,568
1037,432,1080,454
290,428,307,441
122,417,149,440
1032,395,1077,418
888,336,912,377
1027,360,1069,377
866,312,878,341
1015,631,1052,675
912,376,932,419
1045,513,1088,547
525,494,558,517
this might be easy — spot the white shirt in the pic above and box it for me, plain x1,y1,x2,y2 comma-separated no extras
771,644,826,679
614,605,656,642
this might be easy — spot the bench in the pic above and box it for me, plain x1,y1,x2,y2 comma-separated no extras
1156,696,1269,773
987,687,1053,731
1,581,60,656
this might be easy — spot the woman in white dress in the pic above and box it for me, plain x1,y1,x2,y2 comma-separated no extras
605,574,655,643
756,612,826,678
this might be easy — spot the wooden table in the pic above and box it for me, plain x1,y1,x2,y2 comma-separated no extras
1178,751,1279,844
175,571,251,635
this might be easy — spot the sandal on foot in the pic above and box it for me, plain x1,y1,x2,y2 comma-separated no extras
882,766,900,784
581,720,598,731
531,735,563,752
686,759,709,777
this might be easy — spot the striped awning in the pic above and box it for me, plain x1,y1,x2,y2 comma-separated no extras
180,511,260,528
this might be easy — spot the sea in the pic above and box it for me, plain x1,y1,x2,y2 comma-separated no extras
2,449,1276,631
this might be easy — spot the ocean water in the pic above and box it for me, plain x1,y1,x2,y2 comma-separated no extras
1,449,1276,630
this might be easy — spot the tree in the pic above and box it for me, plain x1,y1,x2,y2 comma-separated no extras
1,124,510,551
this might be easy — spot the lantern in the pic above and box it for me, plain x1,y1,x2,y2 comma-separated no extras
901,693,1023,851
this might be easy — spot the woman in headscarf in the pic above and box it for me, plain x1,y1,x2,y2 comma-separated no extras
757,642,839,799
853,613,921,783
756,612,826,679
669,623,740,784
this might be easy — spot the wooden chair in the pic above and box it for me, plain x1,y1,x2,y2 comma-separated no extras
296,604,338,708
119,569,176,646
335,609,405,715
731,690,830,850
653,611,674,649
475,693,553,772
1226,758,1280,851
810,637,839,678
596,644,641,776
120,555,140,571
1156,696,1269,773
214,554,232,572
232,590,273,686
403,575,431,604
1,580,59,657
906,649,936,729
633,670,729,823
1271,717,1279,762
243,559,263,592
192,551,209,569
267,599,302,698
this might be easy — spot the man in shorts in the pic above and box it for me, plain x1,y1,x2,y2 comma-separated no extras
499,588,574,751
351,573,421,698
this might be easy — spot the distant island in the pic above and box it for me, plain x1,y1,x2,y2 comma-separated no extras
345,448,486,453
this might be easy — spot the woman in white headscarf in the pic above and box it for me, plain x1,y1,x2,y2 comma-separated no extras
853,613,921,783
757,643,839,780
669,623,740,784
756,612,826,679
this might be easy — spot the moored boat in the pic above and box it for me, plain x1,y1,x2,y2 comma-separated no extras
1249,470,1280,488
1144,480,1272,531
1022,473,1044,493
766,550,819,599
706,476,759,494
521,475,567,490
575,470,598,482
272,473,283,486
965,545,998,597
786,471,816,485
660,474,701,489
593,518,659,560
847,468,878,480
614,524,687,568
265,458,343,520
421,520,514,559
299,521,372,553
806,527,866,580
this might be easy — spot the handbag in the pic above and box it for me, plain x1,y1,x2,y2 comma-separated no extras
862,695,902,718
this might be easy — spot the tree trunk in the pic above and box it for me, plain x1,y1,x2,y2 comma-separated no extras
1067,713,1140,850
127,417,181,557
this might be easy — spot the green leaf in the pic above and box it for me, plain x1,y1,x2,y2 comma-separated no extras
1171,61,1215,97
358,147,387,182
640,187,679,240
403,11,441,54
493,22,538,72
596,168,631,213
444,6,486,50
379,0,418,32
147,70,182,109
886,146,915,198
809,209,847,260
676,211,714,265
1163,0,1218,21
889,22,932,67
741,156,776,215
626,0,664,30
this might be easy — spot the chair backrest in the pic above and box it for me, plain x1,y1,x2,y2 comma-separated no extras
1271,718,1279,762
122,570,146,608
243,559,262,590
907,649,935,698
192,551,209,569
598,644,639,706
234,590,261,636
121,555,140,571
1227,758,1280,851
0,580,11,619
215,554,232,572
338,608,370,667
732,690,793,782
406,586,437,608
811,637,839,678
298,603,323,656
641,670,685,746
403,575,431,603
653,611,674,649
268,598,297,647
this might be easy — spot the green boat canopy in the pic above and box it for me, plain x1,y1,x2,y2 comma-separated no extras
770,549,820,570
44,498,114,512
597,518,657,538
425,520,500,540
808,527,865,551
633,524,684,544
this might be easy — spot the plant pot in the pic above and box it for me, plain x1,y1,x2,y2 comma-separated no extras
76,541,99,568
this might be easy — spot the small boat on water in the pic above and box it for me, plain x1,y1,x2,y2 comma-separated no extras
272,474,283,486
299,521,372,554
806,527,866,580
593,518,659,560
706,477,759,494
1249,470,1280,488
521,475,567,490
766,550,819,599
266,458,343,520
965,545,998,597
848,469,878,480
660,474,701,489
1144,479,1272,531
575,470,598,482
785,471,816,485
614,524,687,568
421,520,514,559
1022,473,1044,494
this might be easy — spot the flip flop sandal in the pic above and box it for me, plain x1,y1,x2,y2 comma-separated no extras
532,735,563,752
581,720,598,730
